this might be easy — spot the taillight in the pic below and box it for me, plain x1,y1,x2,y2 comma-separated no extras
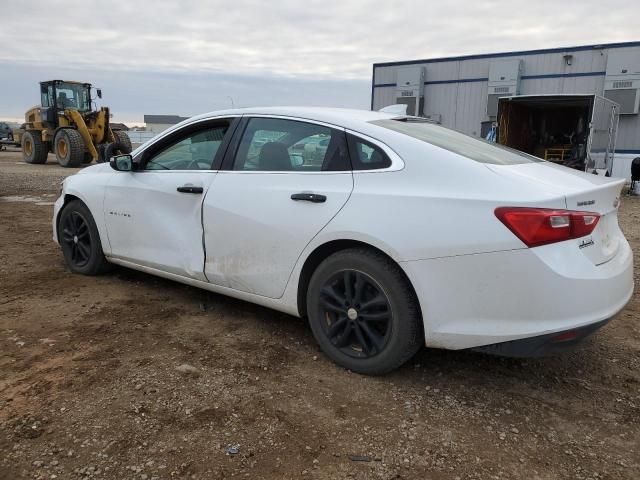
495,207,600,248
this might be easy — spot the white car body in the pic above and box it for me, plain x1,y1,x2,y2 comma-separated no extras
53,107,634,354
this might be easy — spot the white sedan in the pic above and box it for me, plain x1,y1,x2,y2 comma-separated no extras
53,107,634,374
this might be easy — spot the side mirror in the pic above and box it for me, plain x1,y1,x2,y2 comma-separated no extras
110,154,133,171
96,88,102,99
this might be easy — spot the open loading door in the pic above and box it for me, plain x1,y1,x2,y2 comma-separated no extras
497,95,620,174
586,95,619,175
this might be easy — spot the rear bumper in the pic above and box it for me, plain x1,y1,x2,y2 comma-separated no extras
401,237,633,351
471,317,611,357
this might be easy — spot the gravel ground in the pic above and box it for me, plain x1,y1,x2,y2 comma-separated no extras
0,149,639,479
0,148,71,196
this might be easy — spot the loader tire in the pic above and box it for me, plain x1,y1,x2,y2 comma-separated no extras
82,152,94,164
113,130,133,154
22,130,49,164
55,129,84,168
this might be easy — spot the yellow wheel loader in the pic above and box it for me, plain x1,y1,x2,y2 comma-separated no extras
13,80,132,167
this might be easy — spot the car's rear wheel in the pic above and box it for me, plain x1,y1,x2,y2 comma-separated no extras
306,248,422,375
58,200,110,275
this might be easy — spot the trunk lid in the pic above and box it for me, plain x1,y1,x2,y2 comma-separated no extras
487,162,625,265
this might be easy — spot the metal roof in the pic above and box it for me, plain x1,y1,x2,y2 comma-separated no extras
40,80,91,86
372,40,640,68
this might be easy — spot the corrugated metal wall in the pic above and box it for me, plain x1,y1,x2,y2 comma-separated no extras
372,43,640,154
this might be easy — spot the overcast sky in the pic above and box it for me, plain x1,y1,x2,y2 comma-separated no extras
1,0,638,124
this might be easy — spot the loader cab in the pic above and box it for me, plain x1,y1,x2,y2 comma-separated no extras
39,80,93,125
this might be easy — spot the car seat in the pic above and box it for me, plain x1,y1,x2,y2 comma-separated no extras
259,142,291,171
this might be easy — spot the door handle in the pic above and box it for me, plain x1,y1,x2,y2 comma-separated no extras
291,192,327,203
177,185,204,194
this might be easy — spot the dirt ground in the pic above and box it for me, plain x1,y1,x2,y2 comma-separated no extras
0,147,638,480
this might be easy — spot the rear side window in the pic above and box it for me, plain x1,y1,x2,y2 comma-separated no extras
233,117,350,172
370,119,541,165
347,135,392,170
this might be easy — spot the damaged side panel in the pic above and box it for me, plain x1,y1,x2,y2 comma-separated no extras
104,171,217,281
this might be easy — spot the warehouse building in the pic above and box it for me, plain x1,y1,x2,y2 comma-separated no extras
371,41,640,178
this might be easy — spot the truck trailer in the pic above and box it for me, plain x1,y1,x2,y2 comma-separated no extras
496,94,619,175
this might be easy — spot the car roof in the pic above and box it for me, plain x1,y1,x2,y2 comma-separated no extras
187,106,400,132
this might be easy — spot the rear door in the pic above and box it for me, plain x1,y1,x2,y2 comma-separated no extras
202,116,353,298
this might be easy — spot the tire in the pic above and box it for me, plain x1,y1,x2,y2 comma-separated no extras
113,130,132,154
306,248,422,375
22,130,48,164
58,200,111,275
82,152,94,164
54,129,84,167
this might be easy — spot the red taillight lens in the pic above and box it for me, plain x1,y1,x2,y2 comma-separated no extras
495,207,600,248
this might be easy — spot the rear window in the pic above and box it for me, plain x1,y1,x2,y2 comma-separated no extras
347,135,391,170
370,119,542,165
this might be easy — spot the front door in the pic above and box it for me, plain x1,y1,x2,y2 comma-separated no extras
104,119,234,280
203,116,353,298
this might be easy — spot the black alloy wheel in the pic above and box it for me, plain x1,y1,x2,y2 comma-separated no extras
319,270,392,358
58,200,111,275
306,248,422,375
61,210,92,268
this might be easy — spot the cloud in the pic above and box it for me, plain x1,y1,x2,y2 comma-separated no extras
2,0,638,76
0,0,638,120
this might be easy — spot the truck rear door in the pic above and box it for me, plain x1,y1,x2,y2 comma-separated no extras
586,96,620,175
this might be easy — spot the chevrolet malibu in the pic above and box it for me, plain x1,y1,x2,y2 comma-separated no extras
53,107,634,374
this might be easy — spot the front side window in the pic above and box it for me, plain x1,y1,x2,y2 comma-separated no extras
233,117,349,171
145,125,228,170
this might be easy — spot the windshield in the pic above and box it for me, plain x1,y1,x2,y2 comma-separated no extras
55,82,91,111
370,118,542,165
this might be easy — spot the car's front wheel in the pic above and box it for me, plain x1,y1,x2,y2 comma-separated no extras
306,248,422,375
58,200,110,275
